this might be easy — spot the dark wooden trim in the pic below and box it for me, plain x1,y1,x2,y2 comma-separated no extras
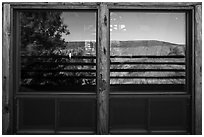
10,9,15,126
13,11,21,126
15,94,96,98
2,3,12,135
16,99,20,132
55,98,58,132
54,131,96,135
17,130,95,135
110,94,190,98
109,129,190,135
188,8,195,134
194,4,202,135
16,130,55,135
97,3,109,134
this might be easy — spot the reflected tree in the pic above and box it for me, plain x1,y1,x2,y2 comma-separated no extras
20,11,95,87
20,11,70,54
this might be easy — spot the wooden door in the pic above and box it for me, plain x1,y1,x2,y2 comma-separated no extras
108,9,192,135
15,9,98,134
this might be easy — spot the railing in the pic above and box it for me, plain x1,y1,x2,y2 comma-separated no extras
21,55,186,91
110,55,186,91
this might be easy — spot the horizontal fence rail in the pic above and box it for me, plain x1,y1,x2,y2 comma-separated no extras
110,55,185,58
21,55,186,86
110,76,185,79
21,55,97,59
22,69,184,72
21,69,96,72
21,76,185,79
21,75,96,79
109,55,186,85
22,62,96,66
110,69,185,72
21,55,185,59
111,62,185,65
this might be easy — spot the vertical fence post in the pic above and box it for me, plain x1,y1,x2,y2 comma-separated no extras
194,3,202,135
97,3,110,135
2,3,11,134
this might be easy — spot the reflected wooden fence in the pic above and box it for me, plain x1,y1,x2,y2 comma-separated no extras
21,55,186,85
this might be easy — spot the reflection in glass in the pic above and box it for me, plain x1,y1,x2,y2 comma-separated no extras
20,11,96,91
110,12,186,85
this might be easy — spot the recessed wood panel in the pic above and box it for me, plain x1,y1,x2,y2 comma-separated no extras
150,98,189,131
58,98,96,132
18,98,55,130
110,98,147,131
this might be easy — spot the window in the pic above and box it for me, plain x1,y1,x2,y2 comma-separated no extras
19,10,97,92
2,2,202,135
110,11,186,86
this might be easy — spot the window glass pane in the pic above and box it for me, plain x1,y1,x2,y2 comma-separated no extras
110,12,186,86
19,10,96,92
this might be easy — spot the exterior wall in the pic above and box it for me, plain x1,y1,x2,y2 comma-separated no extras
2,2,202,135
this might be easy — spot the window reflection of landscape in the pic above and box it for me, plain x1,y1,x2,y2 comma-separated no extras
20,11,96,91
110,12,186,85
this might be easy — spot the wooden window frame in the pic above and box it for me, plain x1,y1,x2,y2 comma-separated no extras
2,2,202,135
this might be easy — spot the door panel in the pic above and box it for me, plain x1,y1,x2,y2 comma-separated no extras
109,10,191,134
110,98,147,131
16,10,97,134
58,98,96,132
18,98,55,130
150,98,189,131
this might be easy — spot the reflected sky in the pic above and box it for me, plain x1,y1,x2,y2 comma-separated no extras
61,12,96,42
61,12,185,44
110,12,185,44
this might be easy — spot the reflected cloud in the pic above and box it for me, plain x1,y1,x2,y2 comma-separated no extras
110,24,127,32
